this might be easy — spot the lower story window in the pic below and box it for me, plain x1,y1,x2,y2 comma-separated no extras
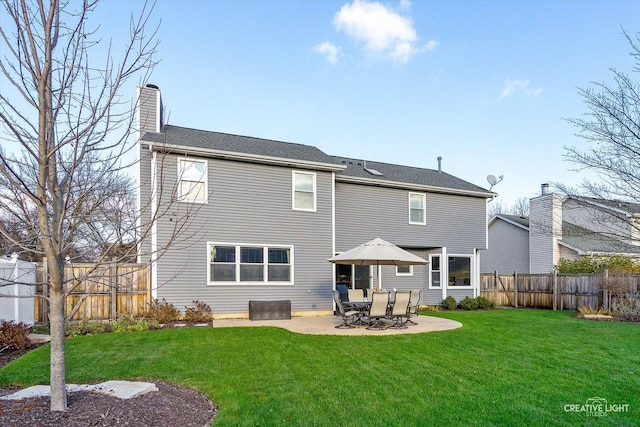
448,256,471,287
209,243,293,284
430,255,441,288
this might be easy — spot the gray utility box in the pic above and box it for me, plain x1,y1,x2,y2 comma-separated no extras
249,300,291,321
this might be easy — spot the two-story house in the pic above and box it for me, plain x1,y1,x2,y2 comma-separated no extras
137,85,494,318
481,184,640,274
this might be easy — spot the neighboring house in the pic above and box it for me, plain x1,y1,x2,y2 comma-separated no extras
137,85,494,318
481,185,640,274
481,214,530,274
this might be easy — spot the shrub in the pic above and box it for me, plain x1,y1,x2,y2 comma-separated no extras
112,314,158,333
475,296,497,310
183,300,213,323
459,296,479,310
610,294,640,322
555,255,640,274
0,320,30,352
424,305,442,312
142,298,180,324
442,296,457,310
66,320,108,337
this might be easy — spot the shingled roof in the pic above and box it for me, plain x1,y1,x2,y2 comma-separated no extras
142,125,341,169
560,222,640,255
332,156,492,196
141,125,493,197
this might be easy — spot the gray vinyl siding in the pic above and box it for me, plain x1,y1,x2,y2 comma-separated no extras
529,194,562,274
481,219,530,274
335,183,484,305
137,146,153,264
137,87,159,134
558,245,580,260
153,154,334,315
334,183,487,252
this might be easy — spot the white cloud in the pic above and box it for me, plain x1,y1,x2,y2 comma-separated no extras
315,41,343,64
399,0,412,11
333,0,424,63
499,79,543,99
424,39,438,51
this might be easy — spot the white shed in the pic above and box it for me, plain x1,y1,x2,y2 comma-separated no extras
0,254,36,325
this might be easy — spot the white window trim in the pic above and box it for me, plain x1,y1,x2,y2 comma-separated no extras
292,170,317,212
177,157,208,204
207,242,294,285
428,254,441,289
395,265,413,276
408,192,426,225
446,254,474,289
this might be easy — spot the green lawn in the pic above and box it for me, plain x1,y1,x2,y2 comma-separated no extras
1,309,639,426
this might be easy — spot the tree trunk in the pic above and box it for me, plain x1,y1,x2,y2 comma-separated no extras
48,263,67,411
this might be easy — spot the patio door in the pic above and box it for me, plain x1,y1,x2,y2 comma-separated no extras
354,265,370,291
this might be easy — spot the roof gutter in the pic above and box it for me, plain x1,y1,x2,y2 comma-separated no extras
336,175,495,199
141,140,347,172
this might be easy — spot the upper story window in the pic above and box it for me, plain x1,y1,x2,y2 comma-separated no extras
409,192,426,224
429,255,441,288
208,243,293,284
178,158,207,203
292,171,316,211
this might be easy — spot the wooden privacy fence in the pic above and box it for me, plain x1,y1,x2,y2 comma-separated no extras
35,263,151,323
480,272,640,310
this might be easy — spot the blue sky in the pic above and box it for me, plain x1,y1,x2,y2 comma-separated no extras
102,0,640,206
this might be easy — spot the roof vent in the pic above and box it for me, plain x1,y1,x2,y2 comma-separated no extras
363,161,384,176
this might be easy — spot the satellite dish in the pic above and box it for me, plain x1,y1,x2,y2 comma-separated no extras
486,174,503,191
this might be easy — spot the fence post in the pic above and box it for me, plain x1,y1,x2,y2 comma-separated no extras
494,271,499,304
603,269,609,311
514,272,518,308
110,264,117,321
552,271,557,311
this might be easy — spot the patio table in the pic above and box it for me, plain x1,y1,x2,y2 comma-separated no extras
343,301,371,325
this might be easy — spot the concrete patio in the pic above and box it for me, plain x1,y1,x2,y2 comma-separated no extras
211,314,462,336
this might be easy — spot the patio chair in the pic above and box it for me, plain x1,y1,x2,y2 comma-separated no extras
388,291,411,329
348,288,365,302
333,290,360,329
366,288,377,301
366,291,390,330
405,289,422,326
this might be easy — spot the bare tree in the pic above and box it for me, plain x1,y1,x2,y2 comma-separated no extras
564,29,640,239
564,31,640,202
511,197,529,217
487,196,530,218
0,0,158,411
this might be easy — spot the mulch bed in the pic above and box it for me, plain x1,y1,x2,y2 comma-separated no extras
0,348,218,426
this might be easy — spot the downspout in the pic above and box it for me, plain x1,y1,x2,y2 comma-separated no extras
331,172,336,311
